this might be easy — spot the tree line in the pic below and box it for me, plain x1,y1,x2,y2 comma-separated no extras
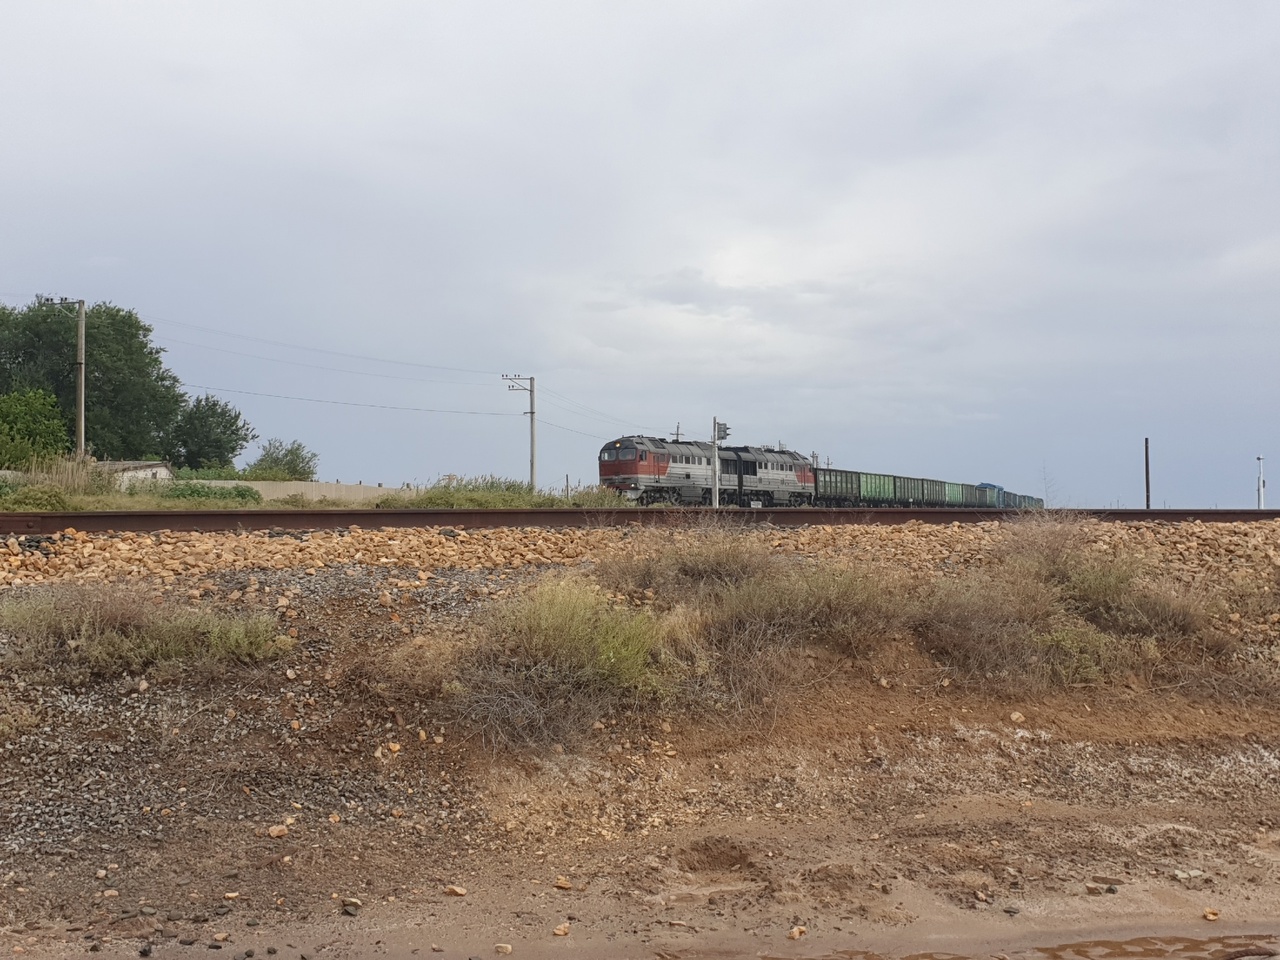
0,298,317,479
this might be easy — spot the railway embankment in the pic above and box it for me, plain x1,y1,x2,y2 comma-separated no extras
2,516,1280,958
3,515,1280,587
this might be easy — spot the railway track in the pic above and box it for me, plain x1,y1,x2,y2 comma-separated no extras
1,507,1278,535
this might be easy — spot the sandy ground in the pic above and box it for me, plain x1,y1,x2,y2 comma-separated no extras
4,685,1280,960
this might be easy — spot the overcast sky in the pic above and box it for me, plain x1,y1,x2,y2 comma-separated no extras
2,2,1277,506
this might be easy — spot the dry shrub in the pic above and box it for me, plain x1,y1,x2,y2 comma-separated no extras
915,573,1064,687
597,525,919,711
698,567,909,653
1034,624,1128,686
594,526,777,602
997,514,1089,584
452,577,669,746
0,702,42,740
0,483,74,512
382,632,465,696
924,517,1231,691
0,584,282,680
677,565,913,710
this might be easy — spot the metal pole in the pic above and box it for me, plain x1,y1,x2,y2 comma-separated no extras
712,417,720,509
75,300,86,459
1144,438,1150,510
528,376,536,491
1259,457,1265,510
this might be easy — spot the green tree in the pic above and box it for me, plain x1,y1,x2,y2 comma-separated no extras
0,298,186,460
170,394,258,470
0,389,69,468
243,438,319,481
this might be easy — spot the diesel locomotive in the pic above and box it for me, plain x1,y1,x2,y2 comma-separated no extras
598,435,1044,510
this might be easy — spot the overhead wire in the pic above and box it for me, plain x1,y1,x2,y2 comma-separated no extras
537,395,647,432
540,386,650,431
537,419,612,441
142,312,503,376
134,308,647,437
154,335,493,387
9,297,648,442
186,383,520,417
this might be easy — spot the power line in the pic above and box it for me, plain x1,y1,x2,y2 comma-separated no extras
540,386,650,431
18,297,647,436
155,335,493,387
143,313,502,376
187,383,520,417
539,418,612,441
147,315,647,432
538,394,648,432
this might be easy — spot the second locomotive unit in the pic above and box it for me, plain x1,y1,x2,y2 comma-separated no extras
598,435,1043,510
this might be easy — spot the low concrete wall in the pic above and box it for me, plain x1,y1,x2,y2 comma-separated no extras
200,480,417,503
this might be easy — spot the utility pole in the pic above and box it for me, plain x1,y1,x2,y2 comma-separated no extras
503,375,536,490
1144,438,1151,510
1259,457,1266,510
39,296,87,458
711,418,729,508
75,299,85,459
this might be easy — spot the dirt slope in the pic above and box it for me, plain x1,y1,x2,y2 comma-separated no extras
2,519,1280,959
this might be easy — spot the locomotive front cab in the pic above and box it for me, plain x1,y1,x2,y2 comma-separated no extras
599,439,646,498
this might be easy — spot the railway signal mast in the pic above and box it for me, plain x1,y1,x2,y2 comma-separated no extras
711,418,729,508
1259,457,1266,510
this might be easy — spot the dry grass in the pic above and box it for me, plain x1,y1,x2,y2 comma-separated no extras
593,526,778,601
347,517,1280,737
452,578,670,746
596,526,919,711
0,701,42,740
374,475,631,510
0,584,285,680
13,457,115,497
914,573,1063,686
918,516,1235,692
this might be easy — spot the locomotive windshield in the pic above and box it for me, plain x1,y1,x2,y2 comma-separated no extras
600,450,617,461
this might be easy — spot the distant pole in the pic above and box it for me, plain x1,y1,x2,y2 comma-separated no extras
1144,438,1150,510
712,417,720,509
502,375,536,490
1259,457,1266,510
47,296,87,459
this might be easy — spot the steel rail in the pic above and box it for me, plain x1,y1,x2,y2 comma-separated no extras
1,507,1279,536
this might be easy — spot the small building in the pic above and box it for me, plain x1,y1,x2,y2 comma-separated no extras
98,460,175,488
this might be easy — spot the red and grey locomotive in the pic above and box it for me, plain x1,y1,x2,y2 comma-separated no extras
598,436,814,506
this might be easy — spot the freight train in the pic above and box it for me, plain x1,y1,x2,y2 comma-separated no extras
598,435,1044,510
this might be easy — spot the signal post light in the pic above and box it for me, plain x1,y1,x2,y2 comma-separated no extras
712,418,729,508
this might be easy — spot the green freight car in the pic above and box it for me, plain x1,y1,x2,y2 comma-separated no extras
813,468,1043,510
